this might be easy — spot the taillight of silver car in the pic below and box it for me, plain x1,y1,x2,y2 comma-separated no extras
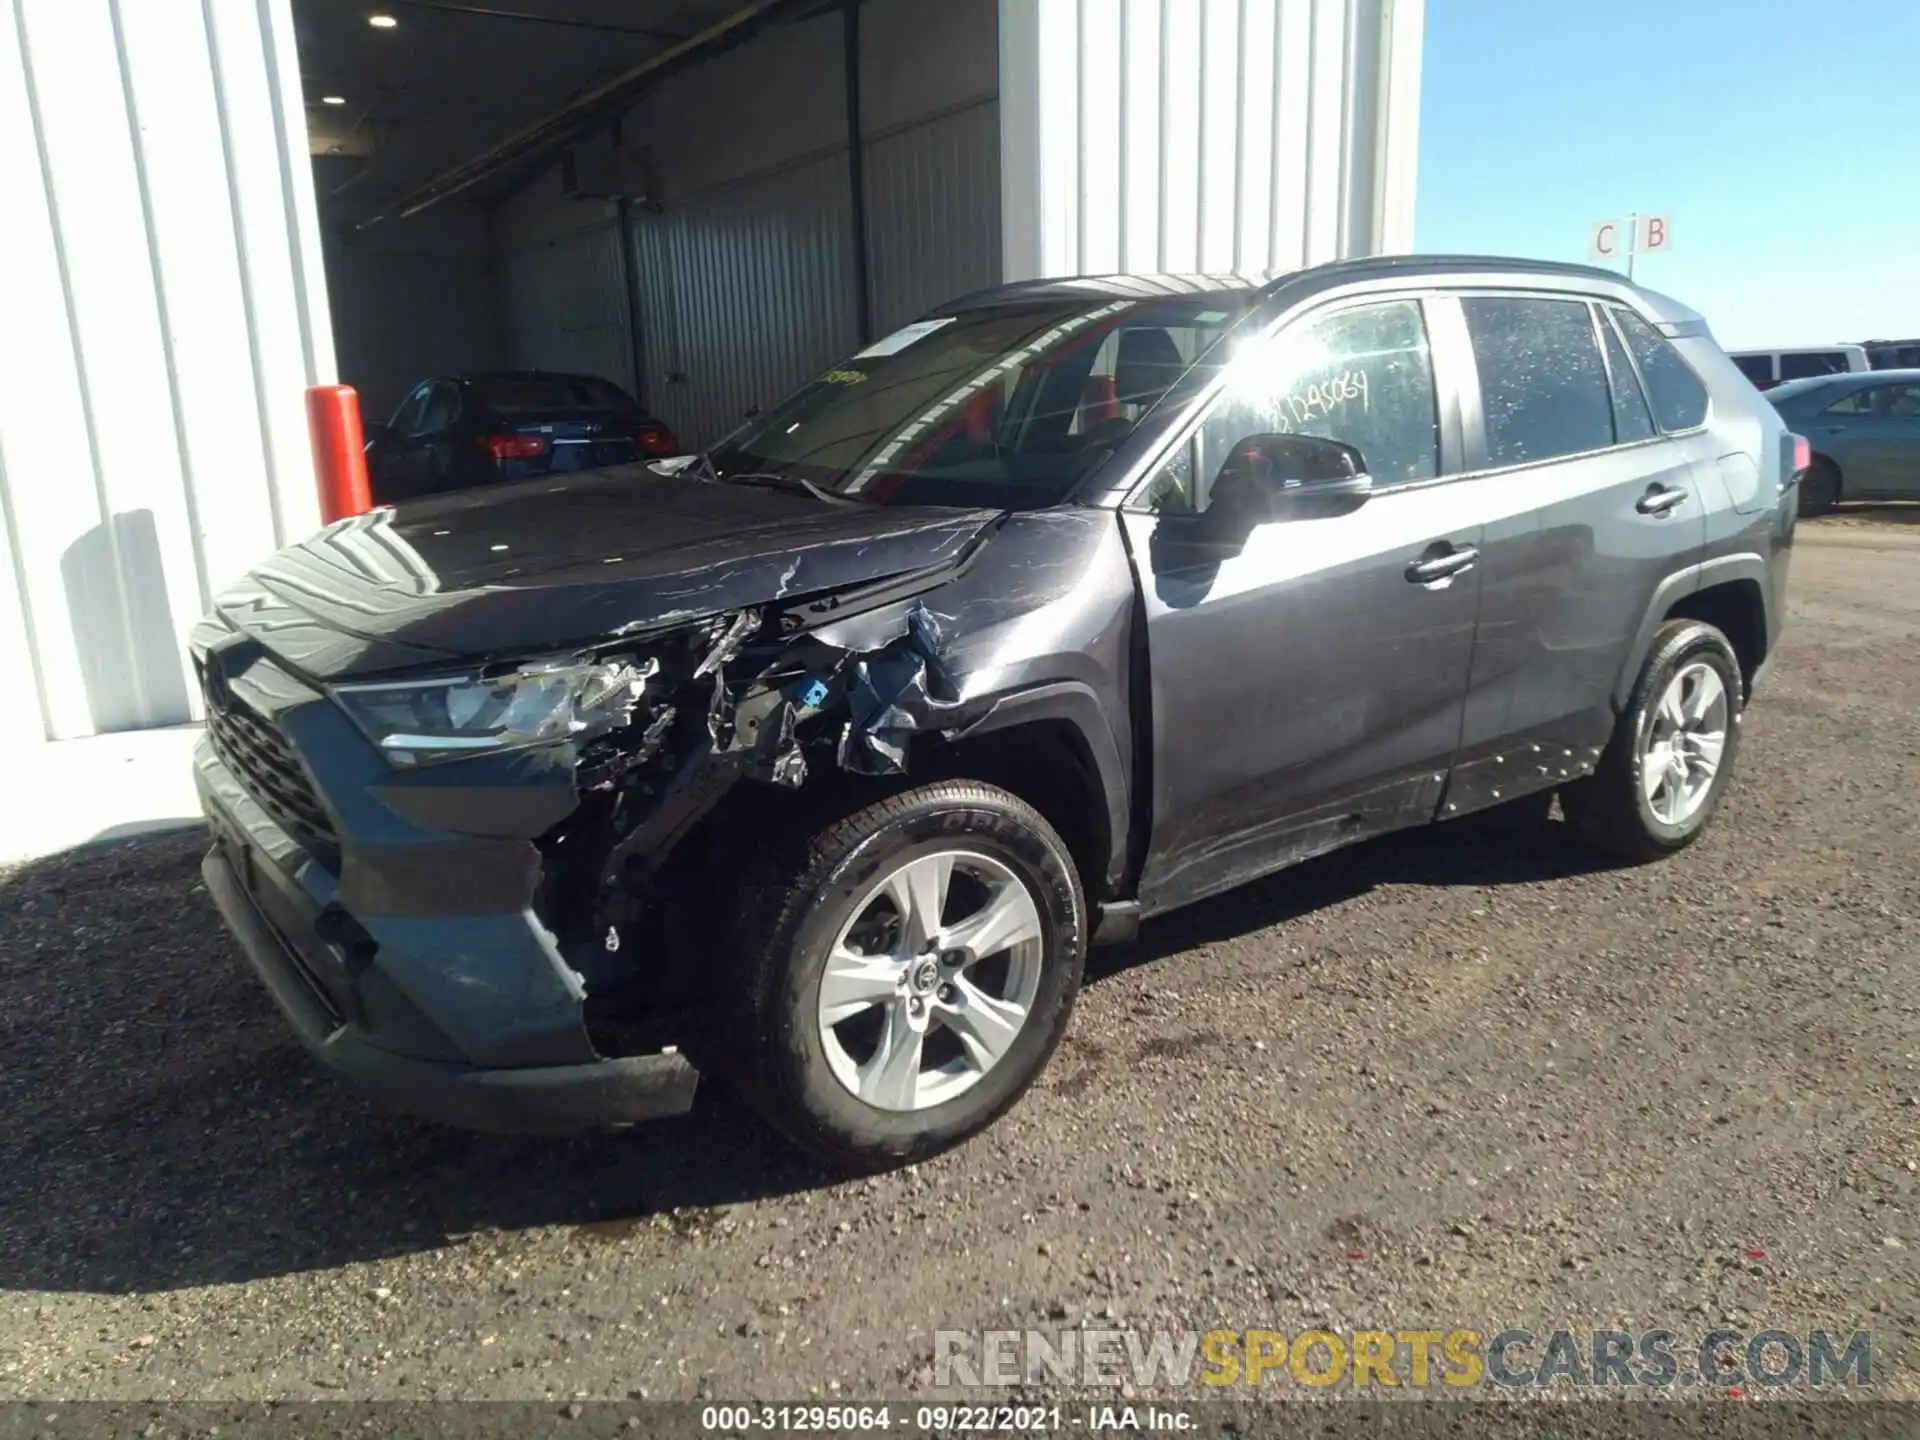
1789,433,1811,476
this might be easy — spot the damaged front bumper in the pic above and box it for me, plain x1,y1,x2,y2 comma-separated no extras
190,543,984,1136
194,737,698,1133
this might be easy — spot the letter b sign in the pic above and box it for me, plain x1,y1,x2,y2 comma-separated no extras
1640,214,1672,252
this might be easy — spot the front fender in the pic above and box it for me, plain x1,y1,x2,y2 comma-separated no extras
945,680,1131,897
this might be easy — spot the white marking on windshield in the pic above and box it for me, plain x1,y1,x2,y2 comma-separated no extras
854,317,957,359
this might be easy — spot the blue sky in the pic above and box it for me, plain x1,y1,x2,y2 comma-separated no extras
1415,0,1920,350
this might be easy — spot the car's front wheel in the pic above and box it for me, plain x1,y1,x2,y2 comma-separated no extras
719,781,1086,1171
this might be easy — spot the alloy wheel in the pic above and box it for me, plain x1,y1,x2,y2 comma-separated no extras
816,850,1046,1113
1640,660,1729,826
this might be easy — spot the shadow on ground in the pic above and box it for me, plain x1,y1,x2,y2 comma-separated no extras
0,802,1620,1295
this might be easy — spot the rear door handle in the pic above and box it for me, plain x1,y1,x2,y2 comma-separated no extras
1636,484,1689,516
1405,545,1480,584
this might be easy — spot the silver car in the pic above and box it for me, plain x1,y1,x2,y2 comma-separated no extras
1766,368,1920,513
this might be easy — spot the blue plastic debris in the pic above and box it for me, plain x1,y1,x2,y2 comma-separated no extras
790,674,831,709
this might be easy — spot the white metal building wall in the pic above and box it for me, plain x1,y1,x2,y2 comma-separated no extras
0,0,331,745
999,0,1424,279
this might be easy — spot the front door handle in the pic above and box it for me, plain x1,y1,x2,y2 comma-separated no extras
1405,544,1480,584
1636,484,1689,516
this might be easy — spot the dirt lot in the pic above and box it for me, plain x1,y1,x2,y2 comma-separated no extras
1,516,1915,1405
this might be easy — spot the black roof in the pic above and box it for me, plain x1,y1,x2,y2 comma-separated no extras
947,254,1636,313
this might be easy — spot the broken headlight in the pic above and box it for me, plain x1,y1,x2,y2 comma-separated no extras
333,658,648,766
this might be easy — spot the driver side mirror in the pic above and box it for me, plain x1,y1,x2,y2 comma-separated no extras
1191,433,1372,551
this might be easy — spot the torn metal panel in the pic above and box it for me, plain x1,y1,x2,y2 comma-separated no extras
694,609,762,680
834,602,958,775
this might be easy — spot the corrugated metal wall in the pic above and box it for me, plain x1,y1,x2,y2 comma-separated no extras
499,219,637,398
863,98,1003,334
631,152,860,448
999,0,1424,279
493,0,1004,449
0,0,330,744
325,203,508,423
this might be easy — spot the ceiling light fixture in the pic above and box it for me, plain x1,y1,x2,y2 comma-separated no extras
367,12,398,28
321,94,347,105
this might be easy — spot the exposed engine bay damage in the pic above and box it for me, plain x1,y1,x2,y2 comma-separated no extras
534,584,965,1059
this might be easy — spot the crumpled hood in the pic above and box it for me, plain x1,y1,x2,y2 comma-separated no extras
214,465,1001,680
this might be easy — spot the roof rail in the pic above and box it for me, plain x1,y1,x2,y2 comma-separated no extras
1255,253,1631,298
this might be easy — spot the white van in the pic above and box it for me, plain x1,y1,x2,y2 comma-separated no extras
1727,345,1871,391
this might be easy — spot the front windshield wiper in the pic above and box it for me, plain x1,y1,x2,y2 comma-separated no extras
720,470,864,507
684,451,862,506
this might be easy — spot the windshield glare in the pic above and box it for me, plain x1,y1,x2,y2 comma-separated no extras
709,296,1246,509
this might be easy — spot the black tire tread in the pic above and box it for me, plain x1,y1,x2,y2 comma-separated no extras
713,780,1083,1171
1561,619,1741,861
1799,457,1840,517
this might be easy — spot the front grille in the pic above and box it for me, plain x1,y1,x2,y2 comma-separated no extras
201,669,341,872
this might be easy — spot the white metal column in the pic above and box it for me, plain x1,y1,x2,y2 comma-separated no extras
0,0,332,742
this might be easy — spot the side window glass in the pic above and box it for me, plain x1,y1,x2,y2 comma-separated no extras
1187,298,1437,508
1731,354,1773,385
1598,308,1657,443
1462,296,1613,466
1780,351,1846,381
1822,389,1875,417
1611,307,1709,432
1885,384,1920,418
419,383,460,433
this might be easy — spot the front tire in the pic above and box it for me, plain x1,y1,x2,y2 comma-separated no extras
719,781,1086,1172
1561,620,1743,860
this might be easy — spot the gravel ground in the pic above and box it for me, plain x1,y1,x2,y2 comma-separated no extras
1,516,1915,1406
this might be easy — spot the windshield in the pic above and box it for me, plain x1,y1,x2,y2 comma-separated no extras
481,376,637,414
708,295,1248,509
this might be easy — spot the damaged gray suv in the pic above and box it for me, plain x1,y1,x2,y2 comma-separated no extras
195,257,1800,1170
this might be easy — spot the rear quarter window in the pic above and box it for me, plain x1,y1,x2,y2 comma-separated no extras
1731,354,1773,385
1611,308,1709,432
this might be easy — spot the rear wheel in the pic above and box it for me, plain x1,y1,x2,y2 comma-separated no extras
1798,457,1840,516
718,781,1086,1172
1560,620,1742,860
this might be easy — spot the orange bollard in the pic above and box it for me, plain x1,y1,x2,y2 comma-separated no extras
306,384,372,523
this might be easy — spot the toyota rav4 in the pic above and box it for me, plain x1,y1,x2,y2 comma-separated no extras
194,256,1800,1171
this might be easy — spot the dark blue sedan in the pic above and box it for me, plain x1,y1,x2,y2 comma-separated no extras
366,372,682,505
1766,369,1920,514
